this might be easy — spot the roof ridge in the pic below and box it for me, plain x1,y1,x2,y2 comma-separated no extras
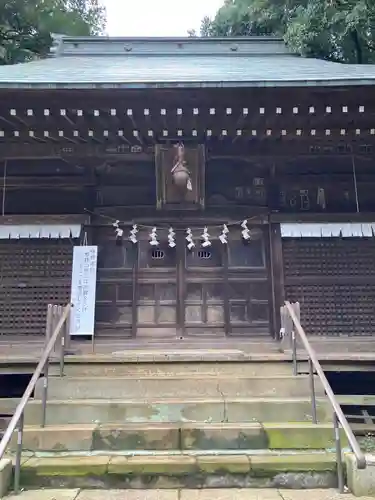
57,35,284,42
52,36,290,58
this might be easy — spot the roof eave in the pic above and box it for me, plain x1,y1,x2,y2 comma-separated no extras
0,78,374,90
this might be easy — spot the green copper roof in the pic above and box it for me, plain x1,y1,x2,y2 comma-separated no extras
0,36,375,89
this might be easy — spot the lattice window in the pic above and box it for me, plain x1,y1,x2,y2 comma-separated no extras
0,240,73,336
285,283,375,336
283,238,375,277
186,241,222,268
0,241,73,278
283,238,375,336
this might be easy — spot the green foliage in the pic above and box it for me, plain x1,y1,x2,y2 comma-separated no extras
203,0,284,37
0,0,106,65
201,0,375,63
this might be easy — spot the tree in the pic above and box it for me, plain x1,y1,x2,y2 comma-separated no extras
202,0,284,37
0,0,106,65
201,0,375,63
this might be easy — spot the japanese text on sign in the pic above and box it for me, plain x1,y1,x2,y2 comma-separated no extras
69,246,98,336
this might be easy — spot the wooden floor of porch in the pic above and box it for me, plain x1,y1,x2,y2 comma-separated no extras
1,335,375,365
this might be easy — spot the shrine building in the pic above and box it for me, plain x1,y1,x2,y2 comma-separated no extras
0,35,375,346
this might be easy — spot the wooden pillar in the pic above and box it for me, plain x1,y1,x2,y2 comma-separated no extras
222,244,231,336
269,222,285,339
131,243,139,338
176,232,186,338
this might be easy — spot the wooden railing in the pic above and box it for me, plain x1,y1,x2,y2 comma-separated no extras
281,301,367,493
0,303,72,494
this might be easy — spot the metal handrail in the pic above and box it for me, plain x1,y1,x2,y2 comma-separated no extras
0,303,72,494
284,301,366,491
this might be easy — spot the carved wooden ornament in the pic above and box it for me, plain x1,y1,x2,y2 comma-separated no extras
155,143,205,210
170,143,193,191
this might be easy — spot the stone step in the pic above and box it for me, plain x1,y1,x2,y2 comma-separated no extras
16,452,338,490
2,394,373,427
0,397,332,425
9,422,347,452
3,394,374,420
49,361,297,378
34,375,323,400
0,489,369,500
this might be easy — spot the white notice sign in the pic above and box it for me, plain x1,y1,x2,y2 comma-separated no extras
69,245,98,336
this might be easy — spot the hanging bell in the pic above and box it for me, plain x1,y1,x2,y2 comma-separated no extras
171,143,192,191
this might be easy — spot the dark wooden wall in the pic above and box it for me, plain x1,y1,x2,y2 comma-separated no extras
1,154,375,215
0,159,88,214
0,85,375,337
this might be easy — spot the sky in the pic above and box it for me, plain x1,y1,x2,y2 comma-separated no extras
104,0,224,37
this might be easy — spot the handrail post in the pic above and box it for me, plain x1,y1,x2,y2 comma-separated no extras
309,358,318,424
13,411,24,494
60,331,65,377
57,305,65,377
52,305,59,353
0,303,71,464
64,306,71,353
292,302,300,376
279,305,287,350
41,304,53,428
334,413,345,493
284,300,367,491
292,328,298,376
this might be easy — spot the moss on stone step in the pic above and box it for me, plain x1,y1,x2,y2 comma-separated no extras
196,455,251,474
108,456,197,475
92,424,179,451
263,423,348,450
9,422,347,452
180,423,347,450
17,452,338,490
250,454,337,478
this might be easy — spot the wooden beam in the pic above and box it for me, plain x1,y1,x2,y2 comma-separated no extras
0,143,154,159
0,214,88,225
1,138,374,159
270,212,375,223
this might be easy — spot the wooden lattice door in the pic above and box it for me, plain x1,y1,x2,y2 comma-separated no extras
95,229,180,338
136,239,179,337
183,226,271,337
95,225,272,339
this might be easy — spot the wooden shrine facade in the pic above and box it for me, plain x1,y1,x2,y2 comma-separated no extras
1,84,375,340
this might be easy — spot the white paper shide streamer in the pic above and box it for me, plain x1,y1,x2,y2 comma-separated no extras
186,228,195,250
113,220,124,239
219,224,229,244
129,224,138,244
149,227,159,246
241,219,251,240
201,227,211,247
168,227,176,248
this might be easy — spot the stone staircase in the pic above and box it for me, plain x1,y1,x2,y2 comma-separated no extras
1,359,350,492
